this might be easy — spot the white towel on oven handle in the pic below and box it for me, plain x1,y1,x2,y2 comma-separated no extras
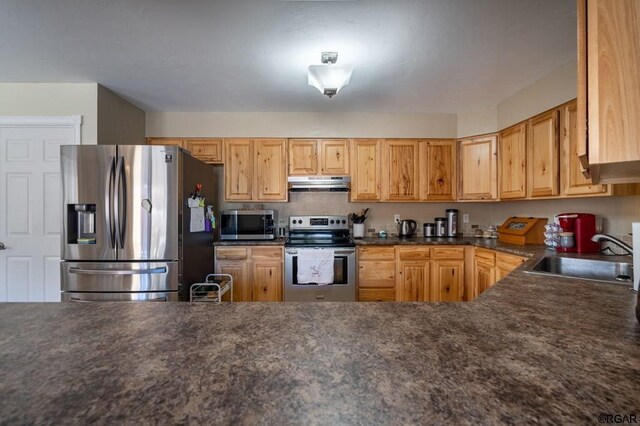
297,249,334,286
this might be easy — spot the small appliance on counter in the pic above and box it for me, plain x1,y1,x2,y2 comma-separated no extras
555,213,600,253
220,209,277,240
497,217,547,245
398,219,417,238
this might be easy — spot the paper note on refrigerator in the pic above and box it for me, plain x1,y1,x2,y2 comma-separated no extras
188,198,205,232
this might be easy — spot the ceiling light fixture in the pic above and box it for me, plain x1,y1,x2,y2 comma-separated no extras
307,51,354,98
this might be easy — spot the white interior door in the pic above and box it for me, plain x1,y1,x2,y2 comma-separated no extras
0,117,81,302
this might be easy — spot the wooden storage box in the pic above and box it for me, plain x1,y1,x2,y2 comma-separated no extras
497,217,547,245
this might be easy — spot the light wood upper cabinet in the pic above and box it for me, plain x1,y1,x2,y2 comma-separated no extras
419,139,456,201
319,139,349,175
382,140,420,201
458,135,498,200
579,0,640,183
561,100,608,196
255,139,288,201
185,139,223,164
147,137,184,148
350,139,381,201
288,139,349,176
527,110,559,198
288,139,318,175
224,139,253,201
499,123,527,199
224,139,287,201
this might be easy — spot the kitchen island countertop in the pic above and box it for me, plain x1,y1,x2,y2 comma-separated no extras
1,260,639,424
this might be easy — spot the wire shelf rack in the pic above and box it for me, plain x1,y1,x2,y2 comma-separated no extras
190,274,233,303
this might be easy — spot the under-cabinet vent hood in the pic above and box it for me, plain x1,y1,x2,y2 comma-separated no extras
288,176,350,192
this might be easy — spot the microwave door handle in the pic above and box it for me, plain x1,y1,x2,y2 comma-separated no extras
106,157,116,248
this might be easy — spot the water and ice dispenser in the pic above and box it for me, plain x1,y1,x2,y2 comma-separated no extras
67,204,96,244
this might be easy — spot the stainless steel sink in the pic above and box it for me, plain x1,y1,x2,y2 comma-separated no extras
525,255,634,285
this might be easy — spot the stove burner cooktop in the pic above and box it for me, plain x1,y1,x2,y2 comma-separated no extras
286,214,355,247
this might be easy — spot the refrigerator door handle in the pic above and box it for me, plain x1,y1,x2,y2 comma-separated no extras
68,266,168,275
113,156,125,249
106,156,116,248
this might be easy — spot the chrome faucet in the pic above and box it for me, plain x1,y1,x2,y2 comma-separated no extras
591,234,634,256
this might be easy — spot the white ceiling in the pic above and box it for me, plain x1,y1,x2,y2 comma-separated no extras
0,0,576,113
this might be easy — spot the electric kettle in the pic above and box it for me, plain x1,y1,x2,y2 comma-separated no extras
398,219,417,238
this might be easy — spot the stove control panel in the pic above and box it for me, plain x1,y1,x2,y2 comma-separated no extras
289,215,349,230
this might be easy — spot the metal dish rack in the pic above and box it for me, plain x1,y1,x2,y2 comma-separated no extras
190,274,233,303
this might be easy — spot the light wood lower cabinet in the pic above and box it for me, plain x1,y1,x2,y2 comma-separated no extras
430,247,465,302
357,247,396,301
395,247,431,301
472,248,496,299
214,246,283,302
495,252,527,281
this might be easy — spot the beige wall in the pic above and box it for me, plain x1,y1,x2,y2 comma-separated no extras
0,83,98,144
497,59,577,129
146,111,457,138
97,85,146,145
457,105,498,138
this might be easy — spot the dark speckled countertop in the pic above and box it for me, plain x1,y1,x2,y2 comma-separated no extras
1,247,639,423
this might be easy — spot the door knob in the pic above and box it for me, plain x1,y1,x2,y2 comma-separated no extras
0,242,5,250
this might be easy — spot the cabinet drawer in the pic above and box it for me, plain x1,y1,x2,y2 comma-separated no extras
358,261,395,288
215,247,247,260
475,248,496,263
358,288,396,302
250,247,283,260
396,247,431,261
431,246,464,260
495,252,527,269
358,246,395,261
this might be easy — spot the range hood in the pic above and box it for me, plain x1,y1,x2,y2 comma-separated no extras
288,176,350,192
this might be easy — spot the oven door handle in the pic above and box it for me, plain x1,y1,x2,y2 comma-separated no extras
285,249,355,255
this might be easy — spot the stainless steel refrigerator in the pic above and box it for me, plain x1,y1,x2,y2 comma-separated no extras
60,145,217,302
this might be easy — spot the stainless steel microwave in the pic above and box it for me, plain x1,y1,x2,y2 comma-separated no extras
220,210,277,240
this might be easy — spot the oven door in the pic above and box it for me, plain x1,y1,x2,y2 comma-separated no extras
284,247,356,301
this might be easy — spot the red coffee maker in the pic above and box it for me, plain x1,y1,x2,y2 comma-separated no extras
556,213,600,253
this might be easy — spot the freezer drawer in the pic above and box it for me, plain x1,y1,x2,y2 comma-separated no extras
62,291,178,302
61,261,179,293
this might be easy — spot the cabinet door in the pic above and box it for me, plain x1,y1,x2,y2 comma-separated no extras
396,261,430,302
215,260,250,302
419,140,456,201
382,140,420,201
224,139,253,201
527,110,559,198
474,259,495,299
255,139,287,201
495,253,526,281
350,139,381,201
430,260,464,302
458,135,498,200
185,139,223,164
585,0,640,169
288,139,318,175
251,261,282,302
319,139,349,175
395,247,430,301
358,247,396,301
499,123,527,199
147,138,184,148
562,101,608,196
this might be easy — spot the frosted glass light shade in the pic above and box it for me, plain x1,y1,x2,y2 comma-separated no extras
307,64,354,97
